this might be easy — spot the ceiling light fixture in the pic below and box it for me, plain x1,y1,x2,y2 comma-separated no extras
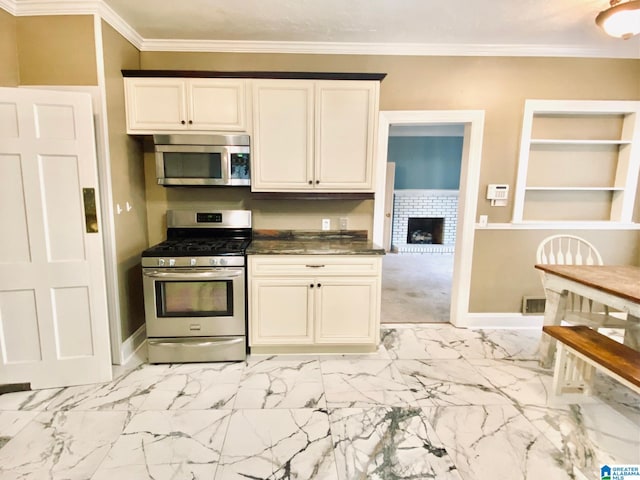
595,0,640,39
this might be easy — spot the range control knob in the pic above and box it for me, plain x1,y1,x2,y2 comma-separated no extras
209,258,218,266
190,258,197,267
219,258,228,266
158,258,165,267
169,258,176,267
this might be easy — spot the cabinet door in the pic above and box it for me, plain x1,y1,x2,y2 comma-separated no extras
249,277,314,345
124,78,188,132
251,80,314,191
188,79,248,131
315,81,377,191
315,277,379,344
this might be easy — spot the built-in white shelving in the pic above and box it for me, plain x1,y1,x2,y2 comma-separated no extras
512,99,640,225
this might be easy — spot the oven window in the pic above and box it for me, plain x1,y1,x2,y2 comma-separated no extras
156,280,233,317
163,152,223,179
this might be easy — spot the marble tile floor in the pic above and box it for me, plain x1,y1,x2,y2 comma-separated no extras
0,324,638,480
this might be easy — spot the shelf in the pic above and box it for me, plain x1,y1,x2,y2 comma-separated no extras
530,139,631,145
525,187,624,191
513,99,640,224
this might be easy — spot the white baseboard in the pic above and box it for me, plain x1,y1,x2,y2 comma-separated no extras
464,313,543,329
118,324,147,365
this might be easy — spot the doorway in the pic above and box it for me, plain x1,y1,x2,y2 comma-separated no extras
373,111,485,328
382,123,463,323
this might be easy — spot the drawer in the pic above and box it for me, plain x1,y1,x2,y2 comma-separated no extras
249,255,381,276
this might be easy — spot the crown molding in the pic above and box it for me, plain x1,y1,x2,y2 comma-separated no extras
2,0,638,59
0,0,16,14
140,38,640,59
2,0,143,49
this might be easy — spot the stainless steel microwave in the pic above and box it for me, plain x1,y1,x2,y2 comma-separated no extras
153,134,250,186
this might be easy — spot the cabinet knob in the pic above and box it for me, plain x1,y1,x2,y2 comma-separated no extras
188,120,193,124
181,120,186,125
315,180,320,184
317,283,322,288
308,180,313,185
309,284,314,288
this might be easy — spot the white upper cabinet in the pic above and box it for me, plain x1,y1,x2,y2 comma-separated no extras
513,99,640,224
251,79,379,192
124,77,248,133
251,81,314,190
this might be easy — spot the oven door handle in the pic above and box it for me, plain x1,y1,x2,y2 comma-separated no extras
144,270,243,279
149,338,245,348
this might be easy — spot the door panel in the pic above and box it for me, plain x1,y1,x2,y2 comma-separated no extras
0,102,19,137
0,290,42,363
34,104,76,140
0,87,111,389
0,154,31,263
52,286,94,358
40,155,86,261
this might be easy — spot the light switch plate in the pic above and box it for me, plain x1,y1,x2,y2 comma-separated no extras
322,218,331,230
339,217,348,230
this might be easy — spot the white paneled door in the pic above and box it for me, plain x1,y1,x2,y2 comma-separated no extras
0,87,111,389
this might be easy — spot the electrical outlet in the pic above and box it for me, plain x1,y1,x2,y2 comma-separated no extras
322,218,331,230
479,215,488,227
339,217,348,230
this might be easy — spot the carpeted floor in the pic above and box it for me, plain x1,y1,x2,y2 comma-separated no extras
381,253,453,324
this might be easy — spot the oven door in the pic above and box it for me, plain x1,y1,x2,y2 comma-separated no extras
143,267,245,337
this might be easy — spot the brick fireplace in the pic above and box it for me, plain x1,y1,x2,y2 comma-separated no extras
392,190,458,254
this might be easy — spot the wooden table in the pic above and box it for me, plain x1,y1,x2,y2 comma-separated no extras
535,264,640,368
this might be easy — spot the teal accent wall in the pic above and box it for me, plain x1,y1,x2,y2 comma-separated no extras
388,136,463,190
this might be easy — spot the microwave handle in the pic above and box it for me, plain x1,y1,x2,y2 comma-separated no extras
145,270,242,279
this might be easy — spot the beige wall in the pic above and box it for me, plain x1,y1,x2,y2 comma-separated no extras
143,143,373,245
2,11,639,315
141,52,640,312
0,9,19,86
471,229,640,312
17,15,97,85
101,20,146,341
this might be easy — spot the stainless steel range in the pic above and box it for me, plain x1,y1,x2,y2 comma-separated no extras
142,209,251,363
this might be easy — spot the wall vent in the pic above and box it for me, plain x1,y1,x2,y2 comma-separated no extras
522,296,546,315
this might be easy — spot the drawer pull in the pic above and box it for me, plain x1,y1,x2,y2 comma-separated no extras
305,264,325,268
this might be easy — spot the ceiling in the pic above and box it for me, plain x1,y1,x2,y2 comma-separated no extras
6,0,640,57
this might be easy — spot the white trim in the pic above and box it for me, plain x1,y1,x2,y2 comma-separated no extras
375,110,485,328
93,16,123,365
0,0,16,14
95,0,143,49
5,0,143,49
120,324,147,365
465,313,544,329
476,222,640,230
1,0,638,59
139,38,640,59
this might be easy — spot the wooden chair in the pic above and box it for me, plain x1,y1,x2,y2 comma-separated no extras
536,234,627,329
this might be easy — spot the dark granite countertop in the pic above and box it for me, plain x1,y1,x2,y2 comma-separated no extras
247,230,385,256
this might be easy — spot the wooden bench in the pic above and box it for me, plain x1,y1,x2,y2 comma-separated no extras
542,325,640,397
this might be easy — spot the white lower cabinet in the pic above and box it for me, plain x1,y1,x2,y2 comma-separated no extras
248,255,381,349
